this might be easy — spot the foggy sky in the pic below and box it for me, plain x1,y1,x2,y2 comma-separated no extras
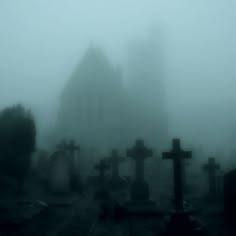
0,0,236,153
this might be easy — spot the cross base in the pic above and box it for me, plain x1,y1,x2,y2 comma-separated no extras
162,210,205,236
94,186,110,200
125,199,158,214
108,176,128,191
130,180,150,201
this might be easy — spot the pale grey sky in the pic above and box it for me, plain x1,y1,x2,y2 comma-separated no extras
0,0,235,151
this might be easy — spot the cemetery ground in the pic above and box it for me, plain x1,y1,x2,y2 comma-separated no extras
0,139,236,236
0,187,228,236
0,176,233,236
0,187,100,236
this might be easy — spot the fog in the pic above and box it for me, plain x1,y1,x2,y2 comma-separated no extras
1,0,236,155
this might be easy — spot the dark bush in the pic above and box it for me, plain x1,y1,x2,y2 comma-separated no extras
0,104,36,186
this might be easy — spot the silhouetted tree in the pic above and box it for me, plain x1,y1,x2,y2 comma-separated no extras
0,104,36,187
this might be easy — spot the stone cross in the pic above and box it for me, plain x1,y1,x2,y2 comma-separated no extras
65,140,80,157
94,159,110,200
203,157,220,196
94,159,110,184
56,139,80,190
108,149,125,179
57,140,79,158
162,138,192,211
56,139,67,151
127,139,153,182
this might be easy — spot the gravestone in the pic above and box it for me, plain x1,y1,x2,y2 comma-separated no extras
107,149,127,190
57,139,82,192
162,138,192,211
64,140,80,163
65,140,81,191
224,169,236,224
48,150,72,194
161,139,204,236
127,139,153,201
203,157,220,197
56,139,67,151
94,159,110,200
125,139,157,212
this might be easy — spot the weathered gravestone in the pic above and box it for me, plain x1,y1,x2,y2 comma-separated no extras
161,138,204,236
125,139,157,212
57,139,82,192
48,150,72,194
203,157,220,197
162,138,192,211
224,169,236,224
94,159,110,200
107,149,128,190
65,140,81,191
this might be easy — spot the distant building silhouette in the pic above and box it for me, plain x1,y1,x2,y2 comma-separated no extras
126,30,168,147
57,46,127,151
57,32,168,152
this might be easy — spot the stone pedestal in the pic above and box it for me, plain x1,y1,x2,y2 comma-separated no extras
125,181,157,214
94,186,110,200
108,176,128,191
162,210,205,236
125,199,157,213
130,180,150,201
125,140,157,214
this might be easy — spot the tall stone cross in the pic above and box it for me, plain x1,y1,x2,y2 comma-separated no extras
203,157,220,196
94,159,110,184
56,139,80,177
65,140,80,159
56,139,79,161
56,139,67,151
162,138,192,211
127,139,153,182
108,149,125,179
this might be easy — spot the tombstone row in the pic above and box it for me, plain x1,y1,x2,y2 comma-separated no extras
39,138,223,204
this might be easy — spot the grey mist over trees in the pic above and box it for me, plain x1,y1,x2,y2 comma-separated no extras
0,1,236,156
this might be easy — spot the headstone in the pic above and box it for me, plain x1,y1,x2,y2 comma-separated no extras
94,159,110,200
56,139,67,151
107,149,127,190
125,139,157,213
162,138,192,211
57,139,82,192
203,157,220,197
127,139,153,201
162,139,204,235
224,169,236,224
48,150,72,194
64,140,80,161
56,139,79,164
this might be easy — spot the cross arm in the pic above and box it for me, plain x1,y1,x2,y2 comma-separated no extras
162,151,173,159
183,151,192,159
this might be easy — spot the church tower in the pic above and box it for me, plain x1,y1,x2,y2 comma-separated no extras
126,30,168,148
